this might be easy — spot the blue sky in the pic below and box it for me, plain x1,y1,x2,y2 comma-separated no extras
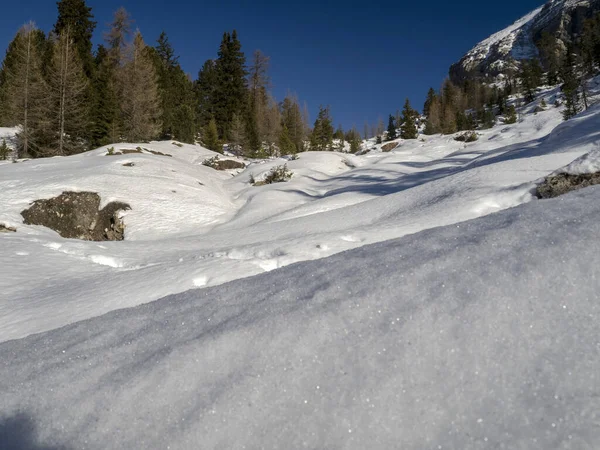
1,0,544,130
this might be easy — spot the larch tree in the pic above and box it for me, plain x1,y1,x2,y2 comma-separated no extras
119,31,162,142
280,93,306,153
41,28,89,156
0,23,47,158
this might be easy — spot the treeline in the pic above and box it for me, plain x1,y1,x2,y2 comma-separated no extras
0,0,358,159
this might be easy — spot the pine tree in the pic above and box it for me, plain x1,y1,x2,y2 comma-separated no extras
0,23,46,158
120,31,162,141
151,31,196,143
400,99,418,139
561,48,581,121
386,114,397,141
90,45,120,145
39,28,89,156
423,87,437,117
203,117,220,151
504,105,517,124
347,127,362,153
519,59,543,103
194,60,217,128
538,32,561,86
310,105,334,151
213,30,247,140
53,0,96,77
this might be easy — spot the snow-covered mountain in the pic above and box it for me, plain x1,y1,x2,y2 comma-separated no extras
450,0,600,82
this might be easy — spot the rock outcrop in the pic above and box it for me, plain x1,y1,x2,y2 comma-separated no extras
450,0,600,83
21,192,130,241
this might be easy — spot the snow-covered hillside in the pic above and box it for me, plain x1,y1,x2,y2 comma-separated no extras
1,84,600,342
1,172,600,450
3,75,600,448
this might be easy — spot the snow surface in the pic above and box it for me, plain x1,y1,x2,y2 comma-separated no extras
2,86,600,343
1,185,600,449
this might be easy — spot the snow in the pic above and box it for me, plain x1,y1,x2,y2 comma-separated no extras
1,184,600,449
2,85,600,343
2,74,600,448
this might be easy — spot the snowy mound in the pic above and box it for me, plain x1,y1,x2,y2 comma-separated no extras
1,185,600,449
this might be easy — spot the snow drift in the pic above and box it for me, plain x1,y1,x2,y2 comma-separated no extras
1,185,600,449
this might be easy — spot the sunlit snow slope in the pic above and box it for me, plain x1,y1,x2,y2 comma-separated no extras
1,84,600,342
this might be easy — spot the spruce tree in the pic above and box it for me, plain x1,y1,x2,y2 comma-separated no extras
194,60,217,128
423,87,437,117
519,59,543,104
400,99,418,139
561,48,581,121
310,105,334,151
213,30,247,140
348,127,362,153
0,23,46,158
90,45,120,145
229,113,246,153
151,31,196,143
386,114,397,140
538,32,560,86
203,117,220,152
504,105,517,124
53,0,96,77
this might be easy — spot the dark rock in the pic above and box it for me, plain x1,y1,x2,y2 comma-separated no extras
122,162,135,167
381,142,398,152
21,191,131,241
536,172,600,199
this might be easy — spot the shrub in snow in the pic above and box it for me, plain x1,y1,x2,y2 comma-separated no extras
454,131,478,143
253,164,293,186
0,139,10,160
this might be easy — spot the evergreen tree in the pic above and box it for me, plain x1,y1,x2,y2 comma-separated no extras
519,59,543,103
538,32,561,86
347,127,362,153
151,31,196,143
504,105,517,124
213,30,247,140
203,117,220,151
561,48,581,121
386,114,397,140
53,0,96,77
310,105,334,151
90,45,120,145
120,31,162,141
400,98,418,139
194,59,217,128
423,87,437,117
0,23,46,158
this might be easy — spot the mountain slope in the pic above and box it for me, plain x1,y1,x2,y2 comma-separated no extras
450,0,600,82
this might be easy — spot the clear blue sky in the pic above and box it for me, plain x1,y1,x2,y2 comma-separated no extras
1,0,544,130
